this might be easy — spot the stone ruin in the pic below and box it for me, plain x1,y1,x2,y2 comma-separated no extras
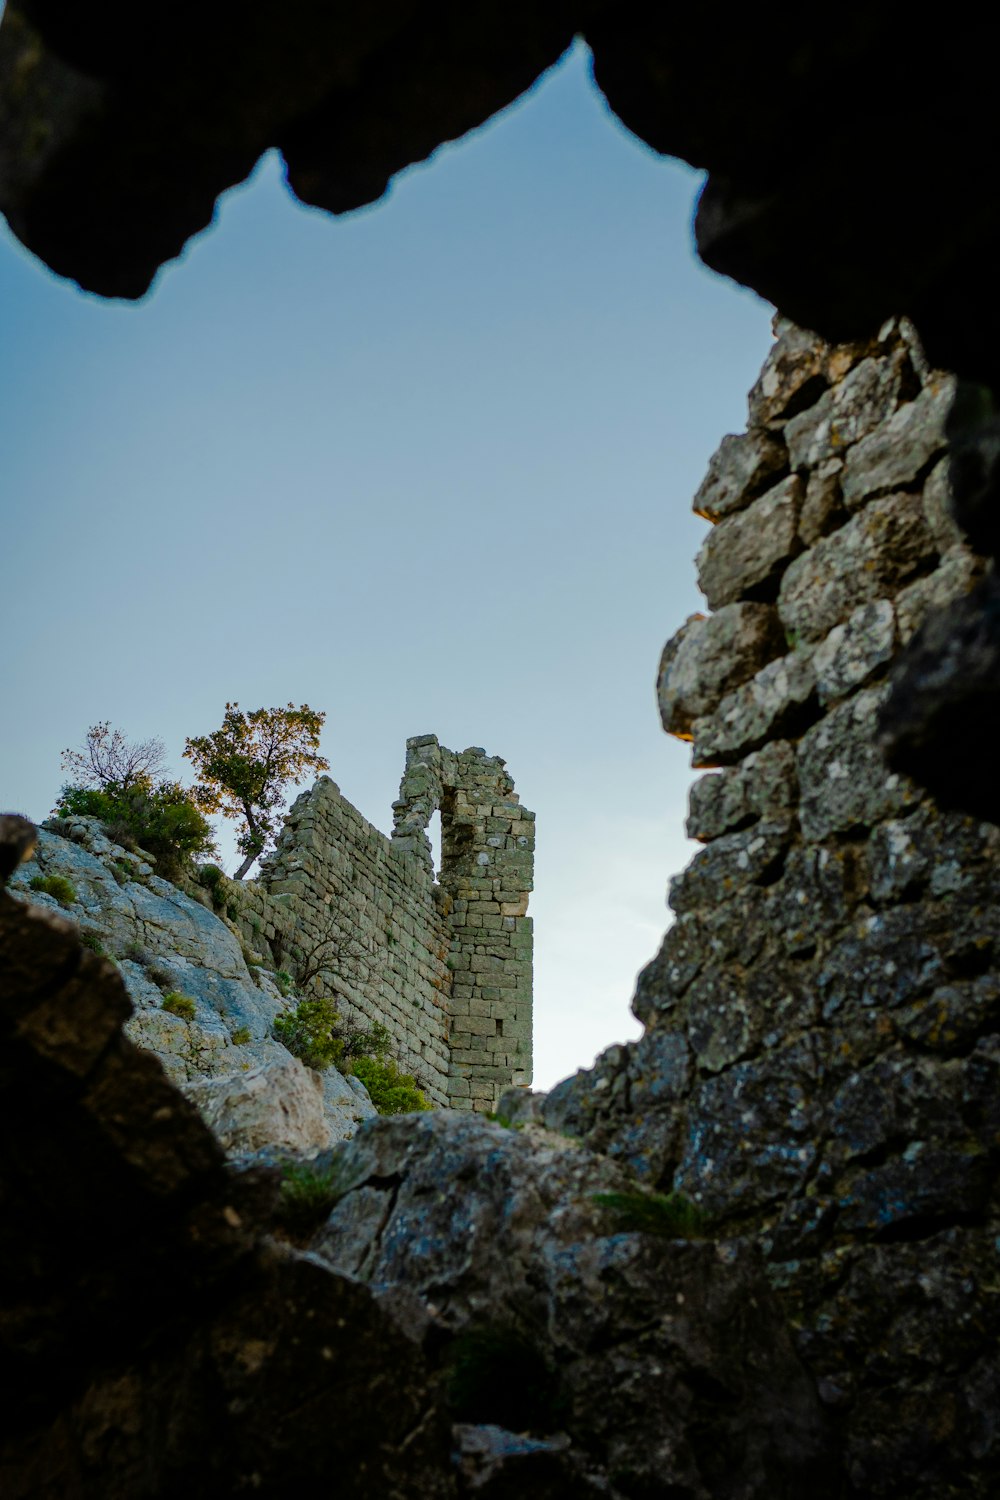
5,5,1000,1495
231,735,534,1111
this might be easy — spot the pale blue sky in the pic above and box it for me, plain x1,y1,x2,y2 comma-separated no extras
1,41,773,1088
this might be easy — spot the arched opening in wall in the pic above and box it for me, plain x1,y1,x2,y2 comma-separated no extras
0,39,775,1094
428,808,442,883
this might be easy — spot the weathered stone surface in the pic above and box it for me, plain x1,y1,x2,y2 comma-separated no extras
657,602,784,736
669,820,792,913
696,474,802,608
691,427,788,521
893,541,982,644
686,738,798,841
312,1112,836,1498
797,686,920,840
840,374,956,508
799,457,846,544
746,319,830,428
785,351,907,471
692,648,816,766
779,491,936,645
183,1054,332,1156
812,597,896,704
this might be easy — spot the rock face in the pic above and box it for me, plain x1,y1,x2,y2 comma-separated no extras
7,818,378,1149
540,318,1000,1498
313,1111,836,1499
0,861,836,1498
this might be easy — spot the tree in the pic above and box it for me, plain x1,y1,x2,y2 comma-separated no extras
184,702,329,879
61,722,167,793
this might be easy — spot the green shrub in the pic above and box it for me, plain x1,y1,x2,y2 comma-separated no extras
350,1055,430,1115
273,996,344,1070
29,873,77,907
230,1025,252,1045
278,1161,343,1236
80,930,107,956
591,1189,707,1240
162,991,197,1021
55,781,216,883
198,863,227,906
340,1018,393,1062
274,969,295,997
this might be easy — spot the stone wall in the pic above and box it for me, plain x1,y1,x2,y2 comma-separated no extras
219,736,533,1112
536,318,1000,1497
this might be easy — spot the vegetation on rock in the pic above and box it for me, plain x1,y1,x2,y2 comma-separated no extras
55,782,216,882
184,702,328,879
591,1189,708,1240
161,991,197,1021
61,721,168,793
28,873,77,906
273,996,345,1070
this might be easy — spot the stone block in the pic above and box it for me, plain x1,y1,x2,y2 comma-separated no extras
779,492,936,646
669,821,793,914
691,428,789,521
840,373,956,508
785,352,906,471
797,686,920,841
894,544,982,644
812,599,896,704
696,476,803,608
657,603,785,737
686,740,798,842
799,458,846,545
746,319,829,428
692,649,816,767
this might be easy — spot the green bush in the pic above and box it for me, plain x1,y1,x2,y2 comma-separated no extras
340,1018,393,1062
590,1189,707,1240
273,996,344,1070
230,1025,252,1045
162,991,197,1021
29,873,77,907
351,1055,430,1115
54,781,216,883
198,863,227,906
274,969,295,997
80,930,107,956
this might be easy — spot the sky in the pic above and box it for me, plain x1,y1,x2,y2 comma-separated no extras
1,40,774,1090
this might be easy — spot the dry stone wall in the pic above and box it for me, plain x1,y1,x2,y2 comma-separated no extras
534,317,1000,1498
222,737,533,1112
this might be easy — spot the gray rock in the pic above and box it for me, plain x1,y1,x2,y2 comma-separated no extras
840,373,956,508
785,352,907,471
692,649,816,766
799,457,846,544
657,602,785,736
183,1055,330,1156
696,474,802,608
812,597,896,704
779,491,936,646
311,1112,835,1497
669,820,792,914
797,685,921,841
894,542,982,644
746,320,829,428
691,427,788,521
686,740,798,841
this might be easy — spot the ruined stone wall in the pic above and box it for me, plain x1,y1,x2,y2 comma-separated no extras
539,318,1000,1497
219,737,533,1112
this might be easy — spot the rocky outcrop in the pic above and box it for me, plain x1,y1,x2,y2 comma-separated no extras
7,817,377,1148
0,845,836,1497
527,318,1000,1497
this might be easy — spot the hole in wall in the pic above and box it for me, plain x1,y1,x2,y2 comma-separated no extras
428,808,443,882
0,40,775,1093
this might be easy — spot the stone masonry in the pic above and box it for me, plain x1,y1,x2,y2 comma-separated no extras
532,317,1000,1497
220,736,533,1113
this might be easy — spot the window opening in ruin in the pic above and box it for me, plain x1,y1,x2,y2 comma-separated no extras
428,808,442,883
